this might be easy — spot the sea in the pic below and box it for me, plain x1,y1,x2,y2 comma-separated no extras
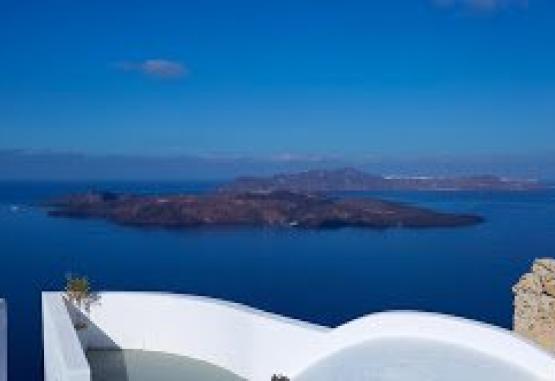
0,181,554,380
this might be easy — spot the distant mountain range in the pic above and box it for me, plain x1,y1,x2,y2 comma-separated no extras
220,168,546,193
2,150,555,181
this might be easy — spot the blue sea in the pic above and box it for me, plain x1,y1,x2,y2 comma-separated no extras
1,181,555,380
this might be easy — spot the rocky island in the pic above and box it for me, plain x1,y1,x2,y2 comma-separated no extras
220,168,544,193
48,191,483,229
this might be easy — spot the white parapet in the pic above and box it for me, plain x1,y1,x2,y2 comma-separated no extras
42,292,555,381
43,292,327,380
43,294,90,381
0,300,6,381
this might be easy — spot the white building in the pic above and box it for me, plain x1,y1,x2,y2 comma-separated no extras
43,292,555,381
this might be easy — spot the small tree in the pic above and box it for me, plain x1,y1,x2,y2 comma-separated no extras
65,274,93,310
64,274,95,330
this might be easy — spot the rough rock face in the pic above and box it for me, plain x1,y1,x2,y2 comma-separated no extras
513,258,555,351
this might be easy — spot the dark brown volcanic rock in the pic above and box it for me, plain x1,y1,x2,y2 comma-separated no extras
219,168,544,193
47,191,483,229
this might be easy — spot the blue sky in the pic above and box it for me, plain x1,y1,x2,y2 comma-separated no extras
1,0,554,160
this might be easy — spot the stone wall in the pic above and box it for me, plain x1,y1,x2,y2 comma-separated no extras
513,258,555,351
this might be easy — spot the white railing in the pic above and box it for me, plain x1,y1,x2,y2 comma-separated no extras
42,292,555,381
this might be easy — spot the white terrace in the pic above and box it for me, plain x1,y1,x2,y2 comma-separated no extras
42,292,555,381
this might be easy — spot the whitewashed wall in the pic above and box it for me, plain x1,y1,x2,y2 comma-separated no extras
42,292,555,381
69,292,327,380
292,311,555,380
0,300,6,381
43,294,90,381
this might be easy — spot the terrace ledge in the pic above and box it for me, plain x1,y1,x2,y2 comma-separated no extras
42,292,555,381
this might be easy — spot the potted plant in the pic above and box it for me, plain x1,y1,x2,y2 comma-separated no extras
64,274,95,330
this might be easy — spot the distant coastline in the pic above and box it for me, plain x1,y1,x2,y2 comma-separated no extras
44,168,548,230
219,168,545,193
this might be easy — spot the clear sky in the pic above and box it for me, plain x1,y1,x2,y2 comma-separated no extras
1,0,554,159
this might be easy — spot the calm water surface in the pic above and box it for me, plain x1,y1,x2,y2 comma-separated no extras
0,181,554,380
